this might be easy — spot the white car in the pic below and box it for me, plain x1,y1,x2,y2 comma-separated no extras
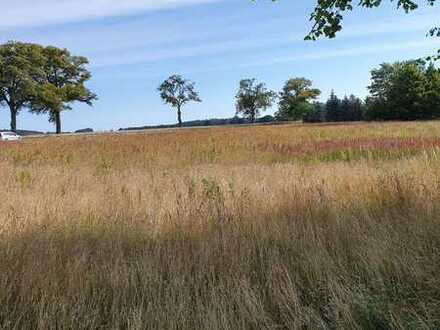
0,131,22,141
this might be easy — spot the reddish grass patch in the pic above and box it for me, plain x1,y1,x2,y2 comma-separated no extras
257,137,440,157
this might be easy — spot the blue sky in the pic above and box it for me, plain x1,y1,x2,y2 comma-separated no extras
1,0,439,132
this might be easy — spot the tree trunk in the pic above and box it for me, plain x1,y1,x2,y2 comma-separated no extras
55,112,62,134
10,108,17,132
177,106,183,128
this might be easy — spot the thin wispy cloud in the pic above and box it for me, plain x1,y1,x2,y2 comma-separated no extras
98,39,439,79
86,10,439,68
91,32,301,68
0,0,221,29
246,39,439,68
338,12,439,38
4,1,436,69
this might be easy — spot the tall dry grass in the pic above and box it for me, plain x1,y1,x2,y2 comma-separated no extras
1,121,440,329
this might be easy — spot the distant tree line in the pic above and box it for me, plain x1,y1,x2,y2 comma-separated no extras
232,77,363,123
231,60,440,124
119,115,277,131
303,93,364,123
3,40,440,133
0,41,96,134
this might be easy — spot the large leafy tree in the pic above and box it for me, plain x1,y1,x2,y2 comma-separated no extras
158,75,201,127
424,62,440,112
30,46,96,134
276,78,321,121
235,79,277,122
366,61,440,120
0,41,43,131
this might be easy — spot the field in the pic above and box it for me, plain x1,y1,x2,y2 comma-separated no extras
1,121,440,329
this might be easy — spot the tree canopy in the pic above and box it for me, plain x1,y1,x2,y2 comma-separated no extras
235,79,277,122
366,61,440,120
276,78,321,121
158,75,201,127
30,46,96,134
0,42,44,131
305,0,437,38
0,41,96,134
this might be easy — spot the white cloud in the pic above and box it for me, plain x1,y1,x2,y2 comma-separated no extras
90,32,300,67
0,0,220,29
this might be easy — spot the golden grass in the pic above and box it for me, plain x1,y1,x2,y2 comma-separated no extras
1,121,440,329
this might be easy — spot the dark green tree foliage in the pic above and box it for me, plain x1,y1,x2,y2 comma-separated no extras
235,79,276,122
325,91,342,122
30,47,96,134
366,61,440,120
158,75,201,127
304,92,364,123
0,42,43,131
303,102,326,123
340,97,351,120
276,78,321,121
424,63,440,112
345,95,364,121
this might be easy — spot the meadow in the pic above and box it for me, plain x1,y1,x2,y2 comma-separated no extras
1,121,440,329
